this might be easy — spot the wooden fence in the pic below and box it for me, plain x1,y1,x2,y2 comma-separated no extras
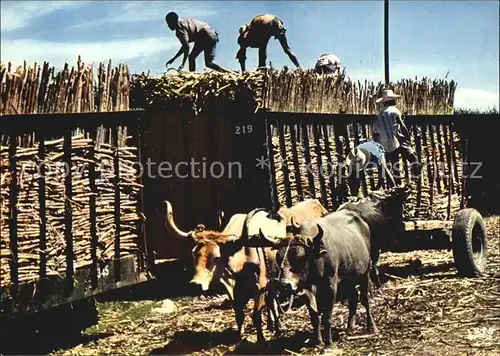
0,58,130,115
0,111,148,317
263,112,466,221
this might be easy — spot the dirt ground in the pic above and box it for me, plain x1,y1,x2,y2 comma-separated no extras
51,216,499,356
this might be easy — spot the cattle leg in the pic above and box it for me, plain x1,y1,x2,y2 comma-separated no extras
370,248,382,288
306,303,323,346
266,295,281,336
360,276,378,333
265,282,281,335
321,283,336,347
252,291,267,343
346,285,359,331
233,286,250,339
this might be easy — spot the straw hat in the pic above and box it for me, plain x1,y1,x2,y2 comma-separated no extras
345,147,371,172
376,89,400,104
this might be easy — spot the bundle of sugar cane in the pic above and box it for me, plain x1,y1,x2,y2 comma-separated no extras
131,70,265,113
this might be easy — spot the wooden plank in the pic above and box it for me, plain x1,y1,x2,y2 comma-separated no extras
207,105,221,230
321,124,336,210
63,122,74,296
37,129,47,305
88,130,98,289
301,121,316,199
312,122,328,207
398,220,453,232
460,139,468,209
422,125,434,211
449,125,461,196
351,122,368,196
429,125,442,194
135,114,150,272
168,107,188,258
9,131,19,304
436,124,448,191
265,118,279,212
413,125,423,218
444,123,454,220
277,121,293,207
289,124,304,202
332,118,349,202
113,125,121,282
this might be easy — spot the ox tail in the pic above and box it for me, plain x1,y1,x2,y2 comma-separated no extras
241,208,268,241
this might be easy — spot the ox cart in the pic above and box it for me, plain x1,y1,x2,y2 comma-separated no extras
259,111,489,277
0,110,152,349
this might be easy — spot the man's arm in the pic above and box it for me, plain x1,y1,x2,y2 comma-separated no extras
167,47,184,66
176,28,190,69
396,112,410,138
258,45,267,68
236,46,247,72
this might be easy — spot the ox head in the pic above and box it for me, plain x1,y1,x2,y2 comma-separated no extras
164,201,247,293
249,222,326,298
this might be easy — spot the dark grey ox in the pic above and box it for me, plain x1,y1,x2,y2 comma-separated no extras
337,186,411,287
253,208,380,347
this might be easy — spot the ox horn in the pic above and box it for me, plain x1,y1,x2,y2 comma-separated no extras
259,228,281,245
314,224,324,242
217,210,225,231
290,216,300,229
164,200,194,240
240,208,267,244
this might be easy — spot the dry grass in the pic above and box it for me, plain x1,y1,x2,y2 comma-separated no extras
52,216,499,356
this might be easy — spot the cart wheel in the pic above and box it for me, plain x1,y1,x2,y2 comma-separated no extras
451,208,488,277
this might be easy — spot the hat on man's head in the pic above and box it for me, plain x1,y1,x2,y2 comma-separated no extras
376,89,400,104
345,147,371,172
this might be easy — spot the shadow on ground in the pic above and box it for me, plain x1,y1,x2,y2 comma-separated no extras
379,261,456,285
150,329,324,355
0,330,112,355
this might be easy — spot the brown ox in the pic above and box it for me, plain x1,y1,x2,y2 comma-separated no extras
165,199,328,341
165,201,246,300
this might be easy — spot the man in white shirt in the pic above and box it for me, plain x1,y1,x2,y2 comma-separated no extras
372,89,420,182
314,53,341,76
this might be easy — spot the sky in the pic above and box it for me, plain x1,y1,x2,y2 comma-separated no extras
1,0,499,110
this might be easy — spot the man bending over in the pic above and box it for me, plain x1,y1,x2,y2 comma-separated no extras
236,14,301,72
165,12,231,73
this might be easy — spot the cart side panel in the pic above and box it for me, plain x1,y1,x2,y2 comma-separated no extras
0,111,149,320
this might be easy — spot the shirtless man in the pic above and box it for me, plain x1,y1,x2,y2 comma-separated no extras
165,12,231,73
236,14,301,72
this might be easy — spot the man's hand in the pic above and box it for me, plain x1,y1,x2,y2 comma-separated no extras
166,59,175,67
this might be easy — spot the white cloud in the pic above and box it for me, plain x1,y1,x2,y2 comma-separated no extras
454,88,499,110
0,1,87,32
0,38,178,68
71,1,220,29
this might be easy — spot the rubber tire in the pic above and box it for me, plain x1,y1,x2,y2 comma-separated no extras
451,208,488,277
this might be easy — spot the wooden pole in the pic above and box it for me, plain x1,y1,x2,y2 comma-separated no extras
384,0,390,86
